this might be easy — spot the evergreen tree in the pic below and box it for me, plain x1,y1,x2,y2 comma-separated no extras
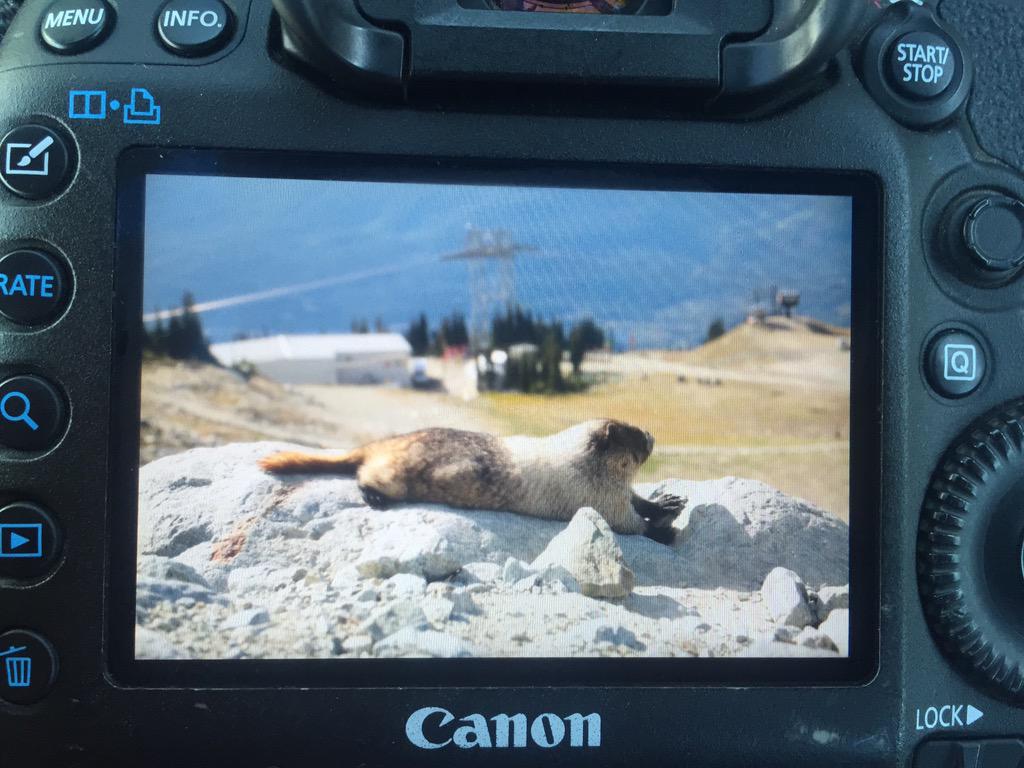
492,305,541,348
706,317,726,343
405,313,430,356
436,312,469,350
147,292,216,363
143,310,169,357
179,292,214,362
166,313,185,359
540,331,565,393
516,352,536,393
568,318,605,374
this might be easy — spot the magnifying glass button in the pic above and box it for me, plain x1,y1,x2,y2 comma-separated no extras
0,376,66,452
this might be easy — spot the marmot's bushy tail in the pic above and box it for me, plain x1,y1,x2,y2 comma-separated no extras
258,448,365,475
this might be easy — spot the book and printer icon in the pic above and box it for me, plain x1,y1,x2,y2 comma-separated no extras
68,87,162,125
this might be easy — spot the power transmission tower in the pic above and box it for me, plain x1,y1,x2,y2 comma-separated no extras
442,227,538,351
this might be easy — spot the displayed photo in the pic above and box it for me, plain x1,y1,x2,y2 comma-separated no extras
134,173,853,661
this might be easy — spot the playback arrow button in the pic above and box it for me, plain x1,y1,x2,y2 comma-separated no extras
0,503,61,582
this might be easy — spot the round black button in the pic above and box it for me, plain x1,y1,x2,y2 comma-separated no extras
0,125,73,201
963,195,1024,273
0,376,67,452
0,630,58,705
0,250,68,326
925,329,986,399
157,0,234,57
39,0,115,54
0,503,61,581
888,31,958,100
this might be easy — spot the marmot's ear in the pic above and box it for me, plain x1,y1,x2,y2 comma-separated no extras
602,420,625,447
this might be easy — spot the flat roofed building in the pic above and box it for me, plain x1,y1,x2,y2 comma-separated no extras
209,333,412,386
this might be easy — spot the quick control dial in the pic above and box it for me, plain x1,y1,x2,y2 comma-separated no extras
938,190,1024,287
963,195,1024,274
919,399,1024,700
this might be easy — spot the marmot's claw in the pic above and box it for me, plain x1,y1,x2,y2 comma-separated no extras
647,492,686,525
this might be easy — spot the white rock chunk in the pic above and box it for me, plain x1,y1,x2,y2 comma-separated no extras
761,567,816,628
818,609,850,656
357,601,427,642
422,597,455,626
221,608,270,629
382,573,427,597
375,628,479,658
501,557,534,583
816,585,850,618
531,508,635,598
342,634,374,654
135,627,188,660
794,626,837,651
458,561,502,584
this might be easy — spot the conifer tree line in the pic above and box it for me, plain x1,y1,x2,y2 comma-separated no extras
143,292,216,363
405,305,606,394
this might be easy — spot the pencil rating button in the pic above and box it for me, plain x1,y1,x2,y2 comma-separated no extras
0,125,73,200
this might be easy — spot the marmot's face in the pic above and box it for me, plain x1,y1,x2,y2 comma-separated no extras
588,419,654,476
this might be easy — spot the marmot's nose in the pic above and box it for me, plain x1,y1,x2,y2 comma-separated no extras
645,432,654,452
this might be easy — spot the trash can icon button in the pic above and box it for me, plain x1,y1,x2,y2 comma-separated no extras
0,630,57,705
1,647,31,687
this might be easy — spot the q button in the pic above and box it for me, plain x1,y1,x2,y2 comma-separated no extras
0,376,66,452
925,329,987,399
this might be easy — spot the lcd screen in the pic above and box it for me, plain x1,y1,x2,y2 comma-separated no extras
130,163,861,665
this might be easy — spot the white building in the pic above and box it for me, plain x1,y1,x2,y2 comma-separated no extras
209,333,412,386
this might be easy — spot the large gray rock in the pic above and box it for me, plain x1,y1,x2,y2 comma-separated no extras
530,508,635,598
135,442,851,660
635,477,849,590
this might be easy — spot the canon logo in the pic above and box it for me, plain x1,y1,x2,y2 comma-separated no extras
405,707,601,750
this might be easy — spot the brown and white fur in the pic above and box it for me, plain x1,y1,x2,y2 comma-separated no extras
259,419,684,543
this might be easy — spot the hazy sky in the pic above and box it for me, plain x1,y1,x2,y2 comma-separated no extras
143,174,853,347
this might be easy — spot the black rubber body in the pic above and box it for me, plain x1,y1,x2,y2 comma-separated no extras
940,0,1024,175
0,0,22,42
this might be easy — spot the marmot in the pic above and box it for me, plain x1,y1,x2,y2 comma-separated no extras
259,419,684,543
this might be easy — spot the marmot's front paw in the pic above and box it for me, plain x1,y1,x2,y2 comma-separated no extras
360,485,394,510
646,492,686,527
643,522,677,545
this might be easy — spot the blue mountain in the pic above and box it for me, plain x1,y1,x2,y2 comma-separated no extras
143,174,853,348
